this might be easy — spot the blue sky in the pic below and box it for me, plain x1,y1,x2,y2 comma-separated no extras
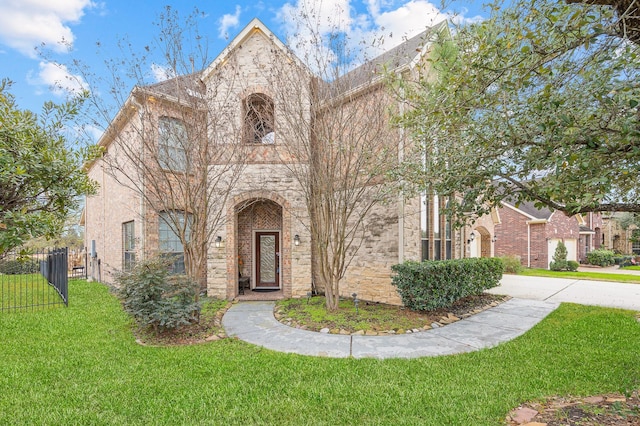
0,0,488,118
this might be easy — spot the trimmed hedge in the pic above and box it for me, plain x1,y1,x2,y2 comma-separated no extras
0,259,39,275
586,249,616,267
567,260,579,272
391,258,504,311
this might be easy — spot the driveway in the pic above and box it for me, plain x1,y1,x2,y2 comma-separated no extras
488,274,640,311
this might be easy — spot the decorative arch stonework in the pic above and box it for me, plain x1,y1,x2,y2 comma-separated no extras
225,190,292,298
475,226,492,258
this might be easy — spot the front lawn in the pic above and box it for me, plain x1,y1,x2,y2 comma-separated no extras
0,273,65,311
519,268,640,284
0,280,638,425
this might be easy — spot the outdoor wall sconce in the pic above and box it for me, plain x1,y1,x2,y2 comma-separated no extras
294,234,300,246
467,232,475,244
215,236,222,248
492,236,497,243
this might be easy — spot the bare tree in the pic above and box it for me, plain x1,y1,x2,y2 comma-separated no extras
265,8,402,310
72,7,247,290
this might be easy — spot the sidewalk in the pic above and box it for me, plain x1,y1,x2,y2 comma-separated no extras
488,274,640,311
222,298,559,359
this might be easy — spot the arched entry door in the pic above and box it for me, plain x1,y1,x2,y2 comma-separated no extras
474,226,492,258
255,231,280,289
236,199,283,291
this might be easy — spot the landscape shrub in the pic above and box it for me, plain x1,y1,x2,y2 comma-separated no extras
567,260,579,272
499,255,523,274
614,255,635,267
586,249,616,267
115,257,200,332
549,241,568,271
0,258,39,275
391,258,504,311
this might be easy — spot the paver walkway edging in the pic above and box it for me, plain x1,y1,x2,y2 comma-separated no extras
222,298,559,359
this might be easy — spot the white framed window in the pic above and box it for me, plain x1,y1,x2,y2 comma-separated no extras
158,117,188,171
122,221,135,271
159,211,192,274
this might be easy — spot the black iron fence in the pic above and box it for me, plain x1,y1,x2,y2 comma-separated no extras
0,248,71,312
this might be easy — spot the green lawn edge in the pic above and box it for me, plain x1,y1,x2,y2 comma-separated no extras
519,268,640,284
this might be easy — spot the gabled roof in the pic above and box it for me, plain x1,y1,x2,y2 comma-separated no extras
144,71,204,100
329,20,448,97
201,18,307,82
501,199,554,221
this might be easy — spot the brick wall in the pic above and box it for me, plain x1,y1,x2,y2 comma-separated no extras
495,205,531,266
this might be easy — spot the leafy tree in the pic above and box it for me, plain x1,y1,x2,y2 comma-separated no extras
393,0,640,223
0,80,98,256
569,0,639,44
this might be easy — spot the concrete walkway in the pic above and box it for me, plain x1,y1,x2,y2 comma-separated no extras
488,274,640,311
222,298,559,359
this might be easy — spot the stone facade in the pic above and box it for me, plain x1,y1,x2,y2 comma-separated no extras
83,18,456,306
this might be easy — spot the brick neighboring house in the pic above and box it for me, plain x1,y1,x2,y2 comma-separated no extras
486,200,603,268
82,18,465,305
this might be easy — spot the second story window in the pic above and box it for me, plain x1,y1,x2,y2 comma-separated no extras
244,93,274,144
158,117,188,171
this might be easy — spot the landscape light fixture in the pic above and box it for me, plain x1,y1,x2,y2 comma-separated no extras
352,293,360,315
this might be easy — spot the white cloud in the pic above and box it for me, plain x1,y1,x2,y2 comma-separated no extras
0,0,95,58
150,63,176,83
218,5,242,39
28,61,89,97
278,0,483,70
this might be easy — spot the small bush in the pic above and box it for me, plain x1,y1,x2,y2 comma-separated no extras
586,249,616,267
550,242,568,271
391,258,504,311
0,258,39,275
567,260,579,272
614,255,635,267
116,257,200,332
499,255,523,274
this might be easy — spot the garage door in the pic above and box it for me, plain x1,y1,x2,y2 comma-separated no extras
564,238,577,262
548,238,577,268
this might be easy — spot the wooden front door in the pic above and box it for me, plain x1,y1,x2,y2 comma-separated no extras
255,232,280,288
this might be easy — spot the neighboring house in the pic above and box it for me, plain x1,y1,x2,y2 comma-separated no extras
83,18,461,305
601,213,640,255
486,200,602,268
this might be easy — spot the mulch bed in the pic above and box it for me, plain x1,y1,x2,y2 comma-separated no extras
276,293,510,334
133,302,232,346
507,392,640,425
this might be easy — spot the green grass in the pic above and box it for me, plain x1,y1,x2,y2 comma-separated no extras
0,273,65,311
621,265,640,271
1,280,639,425
519,268,640,284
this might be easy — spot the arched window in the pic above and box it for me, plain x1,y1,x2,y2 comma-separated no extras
243,93,274,144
